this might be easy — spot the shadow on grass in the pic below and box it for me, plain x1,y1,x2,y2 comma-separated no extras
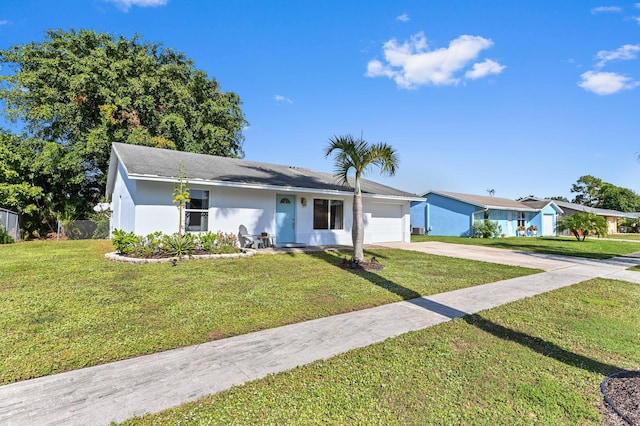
317,248,624,376
463,314,623,376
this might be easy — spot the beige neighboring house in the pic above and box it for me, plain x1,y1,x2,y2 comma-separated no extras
549,200,640,234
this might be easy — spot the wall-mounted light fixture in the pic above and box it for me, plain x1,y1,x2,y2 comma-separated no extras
301,197,307,206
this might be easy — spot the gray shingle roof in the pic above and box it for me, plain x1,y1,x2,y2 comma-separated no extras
108,143,419,199
425,190,537,211
553,200,640,219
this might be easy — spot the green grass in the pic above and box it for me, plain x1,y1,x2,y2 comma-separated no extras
0,240,539,385
122,278,640,425
411,235,640,259
600,233,640,240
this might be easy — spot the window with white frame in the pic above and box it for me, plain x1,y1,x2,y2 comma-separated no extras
185,189,209,232
517,211,526,228
313,199,344,230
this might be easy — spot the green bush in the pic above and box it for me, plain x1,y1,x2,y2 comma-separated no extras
472,220,499,238
162,233,196,257
198,231,219,252
112,230,240,257
0,227,15,244
111,229,141,255
90,213,110,239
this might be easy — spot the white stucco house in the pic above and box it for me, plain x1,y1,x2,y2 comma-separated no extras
105,143,422,247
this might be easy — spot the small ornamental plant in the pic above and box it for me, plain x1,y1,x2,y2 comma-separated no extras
172,162,190,238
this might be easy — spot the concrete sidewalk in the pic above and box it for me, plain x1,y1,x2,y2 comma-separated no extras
2,245,640,425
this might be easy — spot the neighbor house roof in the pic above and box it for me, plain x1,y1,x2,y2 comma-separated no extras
552,200,640,219
424,190,539,211
518,198,564,213
106,143,421,200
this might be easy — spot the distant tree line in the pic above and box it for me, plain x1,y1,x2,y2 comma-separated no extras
522,175,640,213
0,29,248,238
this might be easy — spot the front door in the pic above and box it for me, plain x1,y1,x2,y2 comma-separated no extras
276,194,296,244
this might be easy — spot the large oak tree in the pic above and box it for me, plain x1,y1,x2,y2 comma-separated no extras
0,29,248,234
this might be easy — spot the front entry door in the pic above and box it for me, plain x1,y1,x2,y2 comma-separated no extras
276,194,296,244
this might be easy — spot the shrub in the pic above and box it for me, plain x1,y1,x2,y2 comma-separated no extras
216,231,239,250
111,229,140,254
162,233,196,257
90,213,110,239
472,220,499,238
0,227,15,244
198,231,219,252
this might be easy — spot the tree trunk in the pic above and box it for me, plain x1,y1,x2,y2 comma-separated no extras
352,188,364,262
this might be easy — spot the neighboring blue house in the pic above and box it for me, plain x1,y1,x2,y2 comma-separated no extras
410,190,562,237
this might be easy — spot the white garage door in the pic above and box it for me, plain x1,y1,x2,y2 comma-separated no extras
367,203,403,243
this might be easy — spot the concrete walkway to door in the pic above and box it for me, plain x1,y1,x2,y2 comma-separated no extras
2,243,640,425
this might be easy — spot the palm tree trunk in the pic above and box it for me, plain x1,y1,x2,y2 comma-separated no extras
352,189,364,262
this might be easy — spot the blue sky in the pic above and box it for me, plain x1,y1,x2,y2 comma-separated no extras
1,0,640,200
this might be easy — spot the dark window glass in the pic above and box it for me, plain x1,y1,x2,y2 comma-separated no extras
330,200,344,229
186,190,209,232
313,199,343,230
314,199,329,229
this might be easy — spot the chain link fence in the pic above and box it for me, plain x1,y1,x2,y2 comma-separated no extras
0,208,20,241
57,218,110,240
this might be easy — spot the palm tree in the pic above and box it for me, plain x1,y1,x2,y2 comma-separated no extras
324,134,398,262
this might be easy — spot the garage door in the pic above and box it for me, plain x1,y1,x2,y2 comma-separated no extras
367,203,403,243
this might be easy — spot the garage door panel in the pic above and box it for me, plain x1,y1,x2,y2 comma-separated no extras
367,203,403,243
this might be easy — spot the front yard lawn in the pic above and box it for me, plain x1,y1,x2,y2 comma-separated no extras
412,235,640,259
123,278,640,425
0,240,539,385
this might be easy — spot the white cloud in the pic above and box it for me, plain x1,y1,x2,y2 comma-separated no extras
107,0,168,12
591,6,623,14
634,16,640,24
396,13,410,22
366,32,504,88
636,2,640,8
275,95,293,104
578,70,639,95
0,20,9,25
465,59,506,79
595,44,640,67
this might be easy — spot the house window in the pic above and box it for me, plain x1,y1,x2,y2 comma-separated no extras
313,199,344,230
517,212,525,228
185,189,209,232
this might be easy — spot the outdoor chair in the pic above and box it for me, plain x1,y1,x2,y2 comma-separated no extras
239,226,262,249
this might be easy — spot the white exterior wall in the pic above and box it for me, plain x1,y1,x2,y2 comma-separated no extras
110,162,136,233
134,180,181,236
211,187,276,237
108,161,411,245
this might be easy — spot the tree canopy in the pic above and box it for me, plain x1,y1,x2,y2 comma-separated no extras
0,29,248,236
557,212,607,241
570,175,640,212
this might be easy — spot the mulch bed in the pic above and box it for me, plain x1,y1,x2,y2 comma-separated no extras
337,258,385,271
602,371,640,426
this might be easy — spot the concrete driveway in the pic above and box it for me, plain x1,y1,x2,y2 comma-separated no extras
371,241,579,271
